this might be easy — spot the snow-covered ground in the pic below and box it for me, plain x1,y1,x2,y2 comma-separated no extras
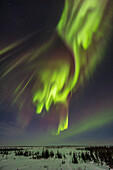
0,146,112,170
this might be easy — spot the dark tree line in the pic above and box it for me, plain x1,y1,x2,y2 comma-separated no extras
0,146,113,168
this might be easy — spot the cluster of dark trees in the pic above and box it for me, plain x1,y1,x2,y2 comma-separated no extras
71,146,113,168
0,148,23,156
0,146,112,168
15,148,55,159
69,147,113,168
85,146,113,168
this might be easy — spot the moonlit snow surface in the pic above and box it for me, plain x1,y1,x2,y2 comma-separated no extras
0,146,111,170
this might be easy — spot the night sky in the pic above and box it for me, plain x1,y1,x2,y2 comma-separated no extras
0,0,113,146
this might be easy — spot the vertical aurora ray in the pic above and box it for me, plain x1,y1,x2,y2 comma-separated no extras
56,0,113,134
60,108,113,140
35,107,113,145
33,0,113,134
57,113,68,135
0,0,113,135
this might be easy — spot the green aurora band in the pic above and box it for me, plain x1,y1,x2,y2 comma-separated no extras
0,0,113,135
36,108,113,145
33,0,112,134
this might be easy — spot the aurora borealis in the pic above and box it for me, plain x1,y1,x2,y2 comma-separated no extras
0,0,113,146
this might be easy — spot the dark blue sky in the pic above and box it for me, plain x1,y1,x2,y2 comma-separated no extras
0,0,113,146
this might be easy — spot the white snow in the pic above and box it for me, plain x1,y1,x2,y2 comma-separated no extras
0,146,111,170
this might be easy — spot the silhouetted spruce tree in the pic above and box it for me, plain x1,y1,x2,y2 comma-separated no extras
56,150,62,159
72,153,78,164
45,149,49,159
81,152,86,163
69,151,72,156
90,151,96,162
85,152,91,162
63,154,66,159
62,160,65,164
24,150,29,157
41,149,49,159
29,151,31,156
50,150,54,158
42,148,45,158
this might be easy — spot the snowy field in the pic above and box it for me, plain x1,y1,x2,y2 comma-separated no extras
0,146,112,170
